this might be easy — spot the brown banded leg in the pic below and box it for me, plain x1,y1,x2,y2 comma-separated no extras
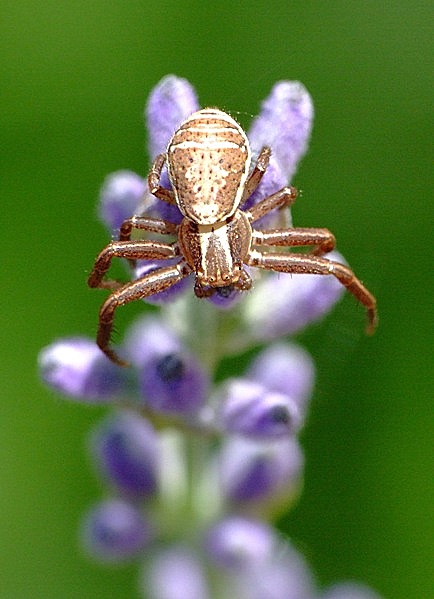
97,263,191,366
248,249,378,333
148,153,177,205
119,216,179,269
245,187,298,223
241,146,271,202
252,227,336,256
119,215,178,242
88,240,176,289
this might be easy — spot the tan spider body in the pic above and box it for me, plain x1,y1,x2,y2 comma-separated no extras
88,108,377,366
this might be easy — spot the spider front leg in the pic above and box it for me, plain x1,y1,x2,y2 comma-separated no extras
118,215,178,269
119,215,178,242
248,249,378,333
241,146,271,202
252,227,336,256
148,153,177,205
245,186,298,223
88,239,176,290
97,263,191,366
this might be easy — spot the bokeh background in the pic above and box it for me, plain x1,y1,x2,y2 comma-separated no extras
1,1,433,598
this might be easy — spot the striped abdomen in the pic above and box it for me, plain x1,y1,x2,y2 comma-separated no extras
167,108,251,225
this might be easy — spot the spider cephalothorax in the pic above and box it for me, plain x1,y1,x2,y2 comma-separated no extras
88,108,377,366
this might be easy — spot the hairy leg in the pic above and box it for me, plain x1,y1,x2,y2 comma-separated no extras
96,263,190,366
241,146,271,202
248,249,377,333
148,153,176,205
252,226,336,255
245,187,298,223
88,240,176,289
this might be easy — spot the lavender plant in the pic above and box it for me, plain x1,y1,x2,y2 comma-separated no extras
39,76,382,599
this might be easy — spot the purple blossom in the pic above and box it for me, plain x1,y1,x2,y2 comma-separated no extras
139,350,208,416
38,337,125,402
219,436,303,504
247,342,315,420
123,315,182,368
143,546,210,599
90,411,159,497
99,170,146,233
238,545,316,599
146,75,199,159
204,516,276,570
248,80,314,182
217,379,301,438
80,498,152,563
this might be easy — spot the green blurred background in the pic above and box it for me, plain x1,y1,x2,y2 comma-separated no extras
1,1,433,597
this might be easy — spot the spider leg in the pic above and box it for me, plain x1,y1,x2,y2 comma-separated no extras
252,227,336,256
241,146,271,202
119,215,178,242
245,187,298,223
88,239,176,290
118,216,179,269
248,249,377,334
148,153,177,205
97,263,191,366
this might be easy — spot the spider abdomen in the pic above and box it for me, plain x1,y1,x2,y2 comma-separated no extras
167,108,251,225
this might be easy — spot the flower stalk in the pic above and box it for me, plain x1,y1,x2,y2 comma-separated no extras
38,75,382,599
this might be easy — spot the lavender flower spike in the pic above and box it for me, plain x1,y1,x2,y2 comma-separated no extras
248,80,314,182
146,75,199,159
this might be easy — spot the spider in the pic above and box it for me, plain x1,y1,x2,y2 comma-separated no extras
88,108,377,366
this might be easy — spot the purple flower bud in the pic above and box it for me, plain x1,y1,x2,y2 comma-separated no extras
219,436,303,504
80,498,152,563
90,411,159,498
98,170,146,233
134,259,191,305
239,546,316,599
249,81,314,182
247,342,315,420
205,516,276,570
140,351,208,416
124,318,208,416
143,546,210,599
146,75,199,159
38,337,125,402
124,316,182,368
322,583,383,599
244,251,346,340
218,379,301,439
